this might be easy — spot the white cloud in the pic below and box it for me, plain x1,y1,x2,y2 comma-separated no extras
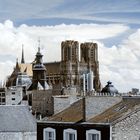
99,29,140,92
1,20,139,92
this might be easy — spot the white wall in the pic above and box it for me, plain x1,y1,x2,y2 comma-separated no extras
6,86,23,105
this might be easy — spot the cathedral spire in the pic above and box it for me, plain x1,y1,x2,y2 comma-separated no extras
21,44,25,63
15,58,20,72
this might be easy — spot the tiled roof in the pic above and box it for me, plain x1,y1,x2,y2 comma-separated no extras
43,98,85,122
19,62,61,77
19,63,33,76
88,97,140,124
0,105,36,132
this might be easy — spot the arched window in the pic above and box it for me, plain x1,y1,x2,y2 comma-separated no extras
43,127,56,140
63,128,77,140
86,129,101,140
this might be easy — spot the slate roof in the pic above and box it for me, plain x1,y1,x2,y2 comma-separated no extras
88,97,140,124
44,62,61,74
43,98,85,122
0,105,36,132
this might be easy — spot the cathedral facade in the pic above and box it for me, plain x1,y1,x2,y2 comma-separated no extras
44,40,101,92
6,40,101,92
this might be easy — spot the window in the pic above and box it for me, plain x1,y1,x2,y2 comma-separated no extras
2,93,5,97
86,129,101,140
44,127,56,140
12,92,15,95
12,98,15,100
2,98,5,102
64,128,77,140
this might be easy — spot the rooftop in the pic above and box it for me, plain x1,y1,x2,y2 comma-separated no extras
0,105,36,132
42,98,85,122
88,97,140,124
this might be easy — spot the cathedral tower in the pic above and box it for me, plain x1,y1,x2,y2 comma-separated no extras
80,42,100,91
80,42,98,63
61,40,79,62
61,40,80,87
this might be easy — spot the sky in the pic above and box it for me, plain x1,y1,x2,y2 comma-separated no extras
0,0,140,92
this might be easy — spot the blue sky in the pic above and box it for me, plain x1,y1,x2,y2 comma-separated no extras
0,0,140,92
0,0,140,25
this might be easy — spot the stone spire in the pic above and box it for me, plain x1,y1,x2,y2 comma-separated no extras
21,44,25,63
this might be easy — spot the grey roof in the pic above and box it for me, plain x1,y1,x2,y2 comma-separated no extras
0,105,36,132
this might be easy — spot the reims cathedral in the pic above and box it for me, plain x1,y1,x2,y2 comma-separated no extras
6,40,101,92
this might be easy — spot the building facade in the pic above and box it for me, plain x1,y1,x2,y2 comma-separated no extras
37,122,110,140
6,86,23,105
59,41,101,92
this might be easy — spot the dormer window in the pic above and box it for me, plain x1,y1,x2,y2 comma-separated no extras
86,129,101,140
64,128,77,140
43,127,56,140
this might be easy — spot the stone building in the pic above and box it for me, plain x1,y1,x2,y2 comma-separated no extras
89,96,140,140
5,40,101,117
38,96,140,140
37,98,111,140
6,40,101,92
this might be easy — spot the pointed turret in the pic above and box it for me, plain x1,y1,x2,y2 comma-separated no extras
21,44,25,63
31,40,47,90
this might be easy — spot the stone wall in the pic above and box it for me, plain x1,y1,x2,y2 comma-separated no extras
32,90,53,117
112,109,140,140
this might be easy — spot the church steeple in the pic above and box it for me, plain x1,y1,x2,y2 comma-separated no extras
21,44,25,63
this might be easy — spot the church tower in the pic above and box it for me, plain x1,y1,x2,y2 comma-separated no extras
61,40,80,87
80,42,101,91
61,40,79,62
32,47,46,90
80,42,98,63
